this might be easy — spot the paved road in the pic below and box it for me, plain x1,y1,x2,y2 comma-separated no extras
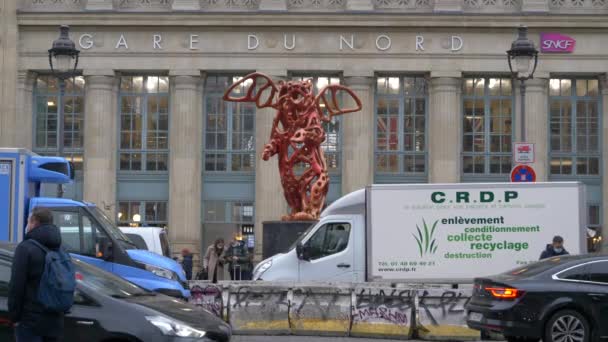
232,337,417,342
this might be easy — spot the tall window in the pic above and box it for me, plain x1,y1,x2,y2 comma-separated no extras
291,75,342,172
203,201,254,224
204,75,255,172
549,78,601,176
34,75,85,171
117,201,168,228
375,76,428,179
462,77,513,175
119,76,169,171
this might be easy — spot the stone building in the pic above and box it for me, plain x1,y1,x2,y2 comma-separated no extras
0,0,607,262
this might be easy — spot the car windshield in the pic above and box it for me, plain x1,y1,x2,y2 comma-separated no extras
73,258,152,298
288,222,317,251
501,256,576,277
87,207,135,247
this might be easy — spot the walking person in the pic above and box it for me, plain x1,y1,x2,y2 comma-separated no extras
9,207,75,342
181,248,193,281
224,237,252,281
203,239,226,283
540,235,569,260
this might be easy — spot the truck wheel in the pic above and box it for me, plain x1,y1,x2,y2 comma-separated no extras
544,310,589,342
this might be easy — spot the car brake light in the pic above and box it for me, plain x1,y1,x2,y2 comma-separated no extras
75,272,84,281
485,287,522,299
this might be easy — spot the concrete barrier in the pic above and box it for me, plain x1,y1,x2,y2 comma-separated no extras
351,285,414,339
228,283,291,335
187,281,483,341
290,285,352,336
189,282,225,319
415,287,480,341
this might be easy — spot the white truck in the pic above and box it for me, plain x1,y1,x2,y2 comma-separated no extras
252,182,586,283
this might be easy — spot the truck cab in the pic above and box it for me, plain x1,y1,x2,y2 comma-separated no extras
0,149,189,298
253,189,367,282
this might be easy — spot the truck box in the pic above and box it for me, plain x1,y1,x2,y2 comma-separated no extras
367,182,586,282
253,182,586,283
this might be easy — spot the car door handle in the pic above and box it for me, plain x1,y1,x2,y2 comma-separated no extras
76,321,95,326
337,263,351,269
588,293,606,299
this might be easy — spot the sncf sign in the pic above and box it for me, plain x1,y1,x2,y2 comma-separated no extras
540,33,575,53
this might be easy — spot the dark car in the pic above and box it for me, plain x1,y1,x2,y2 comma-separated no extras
466,254,608,342
0,243,231,342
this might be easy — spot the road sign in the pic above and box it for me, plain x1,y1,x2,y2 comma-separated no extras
511,164,536,182
514,142,535,164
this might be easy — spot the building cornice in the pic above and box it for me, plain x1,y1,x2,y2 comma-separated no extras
16,13,608,28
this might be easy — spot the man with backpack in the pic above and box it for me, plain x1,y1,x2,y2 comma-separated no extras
8,207,76,342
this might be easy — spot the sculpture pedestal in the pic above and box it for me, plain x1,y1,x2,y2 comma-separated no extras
262,221,316,259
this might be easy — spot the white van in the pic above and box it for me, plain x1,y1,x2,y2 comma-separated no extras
252,182,586,283
119,227,172,259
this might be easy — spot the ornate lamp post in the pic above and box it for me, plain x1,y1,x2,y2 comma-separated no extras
507,25,538,142
48,25,80,196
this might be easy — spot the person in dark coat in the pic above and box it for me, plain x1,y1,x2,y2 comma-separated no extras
224,237,252,281
540,235,569,260
9,207,64,342
181,248,193,281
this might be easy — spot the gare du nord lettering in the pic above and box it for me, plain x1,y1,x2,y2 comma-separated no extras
76,33,466,52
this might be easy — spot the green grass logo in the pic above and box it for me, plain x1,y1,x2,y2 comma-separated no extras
413,219,439,257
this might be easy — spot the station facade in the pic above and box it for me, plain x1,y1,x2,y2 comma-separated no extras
1,0,607,261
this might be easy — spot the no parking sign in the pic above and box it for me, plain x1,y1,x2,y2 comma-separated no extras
510,164,536,182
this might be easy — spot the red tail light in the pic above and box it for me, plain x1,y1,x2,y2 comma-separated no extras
485,287,523,299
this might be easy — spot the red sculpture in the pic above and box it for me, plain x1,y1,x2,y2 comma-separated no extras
223,73,362,221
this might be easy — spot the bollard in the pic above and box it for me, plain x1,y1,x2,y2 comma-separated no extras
290,285,352,336
350,285,414,339
228,283,291,335
415,287,480,341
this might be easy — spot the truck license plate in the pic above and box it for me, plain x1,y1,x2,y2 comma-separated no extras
468,312,483,322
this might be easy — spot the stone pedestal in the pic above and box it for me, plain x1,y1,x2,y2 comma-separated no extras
262,221,316,259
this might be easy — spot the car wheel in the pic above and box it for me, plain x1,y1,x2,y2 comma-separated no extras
544,310,590,342
505,336,540,342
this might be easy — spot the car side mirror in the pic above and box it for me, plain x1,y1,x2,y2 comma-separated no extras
97,239,113,261
296,243,311,261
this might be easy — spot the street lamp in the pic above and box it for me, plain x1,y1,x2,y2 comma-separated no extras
507,26,538,142
48,25,80,197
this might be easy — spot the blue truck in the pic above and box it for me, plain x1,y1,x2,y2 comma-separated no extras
0,148,190,298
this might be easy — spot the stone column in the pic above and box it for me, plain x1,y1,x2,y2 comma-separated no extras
0,0,18,146
168,71,203,260
254,70,288,262
342,75,375,195
83,71,117,219
600,74,608,252
15,71,36,149
523,76,549,181
429,73,462,183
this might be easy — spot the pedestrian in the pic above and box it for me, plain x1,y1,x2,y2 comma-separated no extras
540,235,569,260
224,237,252,281
203,239,226,283
181,248,193,281
9,207,75,342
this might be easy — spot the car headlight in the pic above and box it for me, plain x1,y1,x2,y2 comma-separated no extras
145,316,206,338
143,264,178,281
253,260,272,279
